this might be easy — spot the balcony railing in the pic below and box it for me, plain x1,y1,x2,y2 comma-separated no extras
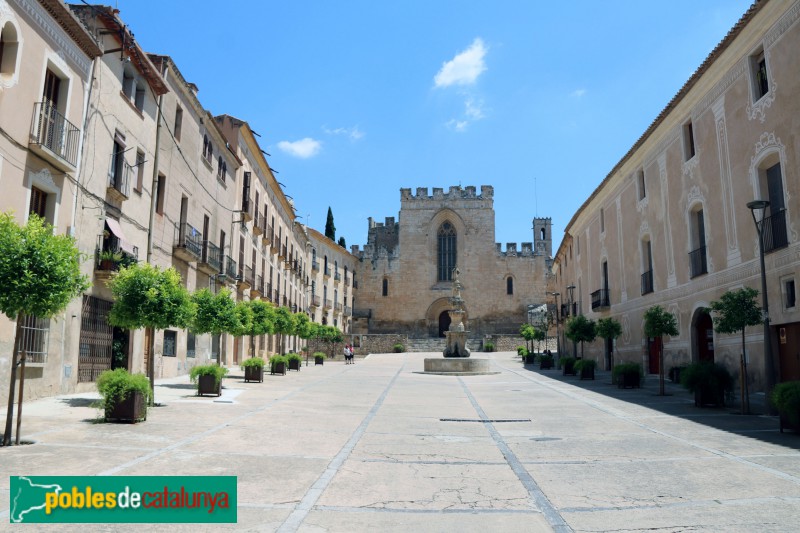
763,209,789,253
223,255,237,278
266,283,273,302
241,198,253,221
108,159,132,200
253,274,264,295
174,222,203,261
252,213,263,236
238,265,253,287
30,101,80,170
94,234,138,273
344,306,352,316
273,289,279,303
345,275,351,285
324,299,332,309
324,266,331,278
200,240,222,273
310,295,321,307
335,302,343,313
689,246,707,278
312,260,319,272
641,269,654,295
334,272,341,283
280,245,287,259
590,288,610,310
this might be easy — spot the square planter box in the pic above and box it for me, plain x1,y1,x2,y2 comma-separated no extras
107,391,146,423
288,359,301,371
779,412,800,433
579,366,595,380
197,374,222,396
271,362,286,375
314,357,325,366
562,360,577,376
694,387,725,407
539,359,554,370
523,355,536,365
244,366,263,383
617,372,641,389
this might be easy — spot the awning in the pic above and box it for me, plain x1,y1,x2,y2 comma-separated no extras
105,218,137,256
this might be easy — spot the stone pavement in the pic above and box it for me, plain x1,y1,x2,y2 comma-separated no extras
1,351,799,532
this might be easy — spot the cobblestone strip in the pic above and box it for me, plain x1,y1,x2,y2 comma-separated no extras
458,377,573,533
277,359,406,532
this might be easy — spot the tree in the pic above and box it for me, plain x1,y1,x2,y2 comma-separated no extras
320,325,344,358
710,287,762,414
108,263,194,404
247,300,276,358
1,213,89,446
272,306,296,354
532,328,546,354
596,317,623,371
293,312,311,361
643,305,679,396
520,323,535,353
564,315,596,359
325,207,336,241
338,236,346,248
191,288,239,352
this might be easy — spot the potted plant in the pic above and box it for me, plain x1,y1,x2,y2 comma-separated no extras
539,353,554,370
668,366,686,384
287,353,302,371
561,357,577,376
574,359,596,380
393,343,405,353
314,352,326,365
270,354,287,375
517,346,528,357
613,362,642,389
190,364,228,396
96,369,150,423
484,342,495,353
771,381,800,433
240,357,265,383
98,249,123,271
681,361,733,407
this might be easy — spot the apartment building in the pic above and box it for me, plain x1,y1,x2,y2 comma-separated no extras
0,0,100,399
552,0,800,392
307,227,357,333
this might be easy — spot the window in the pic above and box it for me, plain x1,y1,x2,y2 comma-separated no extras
217,156,227,182
600,208,605,233
121,65,144,112
758,162,788,253
163,330,176,357
134,150,145,193
0,20,21,88
242,172,251,211
109,131,126,191
382,278,388,297
186,332,196,358
174,105,183,141
641,239,653,295
437,222,456,281
29,186,47,219
155,173,165,215
637,169,646,201
785,279,796,309
19,314,50,364
751,49,769,101
202,135,213,164
683,120,696,160
506,277,513,295
689,207,707,278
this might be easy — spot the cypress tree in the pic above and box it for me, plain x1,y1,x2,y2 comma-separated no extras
325,207,336,241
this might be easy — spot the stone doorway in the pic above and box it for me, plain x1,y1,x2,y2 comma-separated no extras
648,337,662,374
438,311,451,338
693,309,715,362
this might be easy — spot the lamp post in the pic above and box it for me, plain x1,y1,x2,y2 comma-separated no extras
566,285,576,357
747,200,776,414
550,292,561,357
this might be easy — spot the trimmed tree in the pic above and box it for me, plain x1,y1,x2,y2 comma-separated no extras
108,263,195,404
247,300,276,358
1,213,89,446
191,288,239,365
709,287,762,415
273,306,296,355
520,323,535,353
565,315,597,359
596,317,623,371
643,305,679,396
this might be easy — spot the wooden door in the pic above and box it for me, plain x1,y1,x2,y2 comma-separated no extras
648,337,661,374
778,323,800,382
696,312,715,362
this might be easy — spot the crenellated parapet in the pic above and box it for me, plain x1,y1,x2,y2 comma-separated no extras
495,242,535,257
400,185,493,210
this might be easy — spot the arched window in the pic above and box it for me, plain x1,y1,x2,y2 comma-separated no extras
437,222,456,281
382,278,388,297
506,277,513,295
0,21,21,88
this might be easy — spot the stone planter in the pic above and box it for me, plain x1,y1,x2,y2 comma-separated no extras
539,358,554,370
779,412,800,433
244,366,263,383
314,356,325,366
694,387,725,407
197,374,221,396
523,355,536,365
562,360,577,376
579,366,595,380
617,372,641,389
288,359,301,371
107,390,146,423
271,362,286,375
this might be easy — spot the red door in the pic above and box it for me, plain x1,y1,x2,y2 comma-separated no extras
778,323,800,382
696,312,715,362
648,337,661,374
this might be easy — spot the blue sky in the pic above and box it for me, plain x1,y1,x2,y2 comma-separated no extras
115,0,752,251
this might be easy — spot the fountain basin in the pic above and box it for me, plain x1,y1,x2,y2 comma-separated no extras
422,358,498,375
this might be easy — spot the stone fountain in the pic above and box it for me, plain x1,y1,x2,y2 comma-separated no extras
422,267,496,375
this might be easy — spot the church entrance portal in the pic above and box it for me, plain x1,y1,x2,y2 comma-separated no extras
438,311,451,338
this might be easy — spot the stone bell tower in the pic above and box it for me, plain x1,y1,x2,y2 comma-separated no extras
533,217,552,257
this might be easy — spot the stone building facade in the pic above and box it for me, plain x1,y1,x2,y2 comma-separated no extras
552,0,800,392
353,185,552,338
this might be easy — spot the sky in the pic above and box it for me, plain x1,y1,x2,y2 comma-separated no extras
113,0,753,251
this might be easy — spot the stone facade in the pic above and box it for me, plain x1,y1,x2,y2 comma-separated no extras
353,185,552,338
552,0,800,391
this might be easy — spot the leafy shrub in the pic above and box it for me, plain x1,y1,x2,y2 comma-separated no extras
393,343,405,353
681,362,733,396
96,369,151,419
517,346,528,356
313,352,327,360
574,359,597,372
538,354,554,367
189,364,228,387
240,357,265,370
771,381,800,426
484,342,495,352
269,354,288,371
286,353,302,363
613,362,642,381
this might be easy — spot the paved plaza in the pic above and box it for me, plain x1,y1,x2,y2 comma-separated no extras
2,351,800,532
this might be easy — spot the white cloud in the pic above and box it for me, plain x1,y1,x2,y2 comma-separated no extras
446,119,469,132
323,126,364,141
277,138,322,158
464,97,485,120
434,38,487,88
571,89,587,98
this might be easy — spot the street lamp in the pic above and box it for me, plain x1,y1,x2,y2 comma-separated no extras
550,292,561,357
747,200,776,414
566,285,577,357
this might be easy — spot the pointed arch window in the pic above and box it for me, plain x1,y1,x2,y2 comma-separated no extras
437,222,456,281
